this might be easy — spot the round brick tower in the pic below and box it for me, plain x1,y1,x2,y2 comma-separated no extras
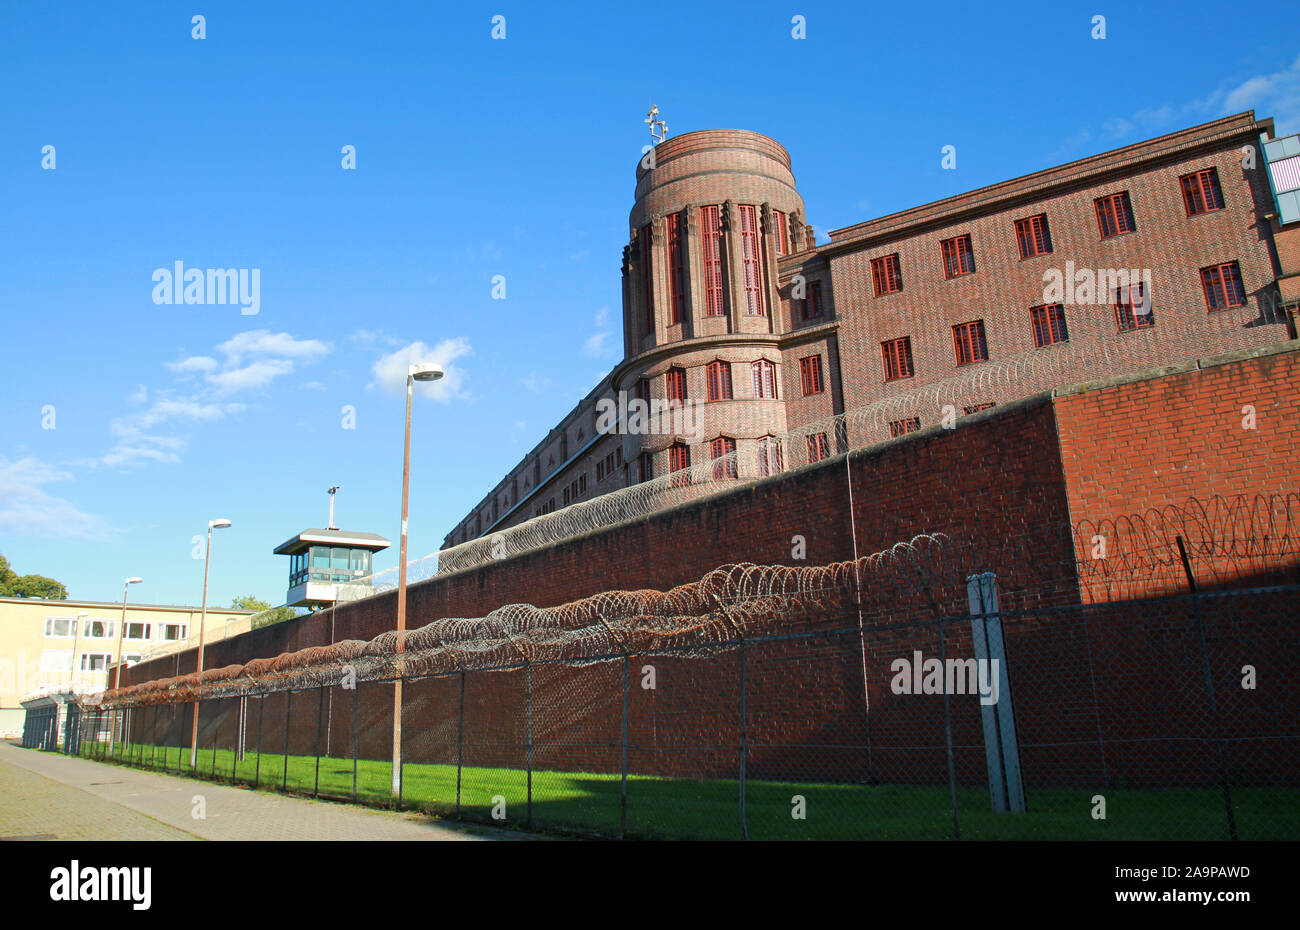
613,129,811,481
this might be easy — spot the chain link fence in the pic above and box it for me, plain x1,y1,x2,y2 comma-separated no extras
29,497,1300,841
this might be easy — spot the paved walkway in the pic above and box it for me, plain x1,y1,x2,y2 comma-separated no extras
0,742,512,841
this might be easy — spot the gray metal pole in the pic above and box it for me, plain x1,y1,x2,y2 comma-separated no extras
621,654,629,840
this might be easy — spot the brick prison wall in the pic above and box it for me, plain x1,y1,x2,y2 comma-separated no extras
123,350,1298,790
1055,341,1300,596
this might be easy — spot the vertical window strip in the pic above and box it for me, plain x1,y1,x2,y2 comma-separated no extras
953,321,987,365
702,205,724,316
641,224,654,333
667,213,685,325
1114,283,1154,330
772,210,787,256
740,205,765,315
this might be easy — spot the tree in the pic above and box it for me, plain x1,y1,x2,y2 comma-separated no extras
0,553,68,599
231,595,271,611
231,595,301,629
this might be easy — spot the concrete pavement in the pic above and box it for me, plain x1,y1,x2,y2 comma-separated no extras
0,741,509,841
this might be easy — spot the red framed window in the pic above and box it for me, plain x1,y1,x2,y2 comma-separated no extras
666,212,686,325
1114,282,1154,331
800,280,824,320
669,442,691,487
1095,191,1136,238
739,205,765,315
758,436,784,477
701,205,725,316
882,337,914,381
964,403,995,415
1201,261,1246,311
1181,168,1224,216
706,360,733,401
771,209,787,256
638,452,653,483
953,320,988,365
711,437,737,479
752,360,777,399
635,377,651,408
1014,214,1053,259
871,254,902,295
940,234,975,278
799,355,824,396
806,432,831,463
889,417,920,437
1030,304,1069,347
640,224,654,333
665,367,687,404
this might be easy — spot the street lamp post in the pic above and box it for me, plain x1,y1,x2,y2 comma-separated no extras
69,612,89,694
392,362,444,798
190,518,232,768
108,577,143,754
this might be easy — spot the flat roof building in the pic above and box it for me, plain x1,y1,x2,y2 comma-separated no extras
0,596,255,738
443,112,1299,550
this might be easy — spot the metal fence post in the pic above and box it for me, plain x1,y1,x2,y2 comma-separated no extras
314,685,324,798
456,671,464,816
621,654,629,840
1177,536,1239,841
146,706,156,767
936,616,961,840
283,689,292,791
739,641,749,842
352,684,359,803
968,572,1025,813
255,693,264,787
398,679,406,808
525,662,533,828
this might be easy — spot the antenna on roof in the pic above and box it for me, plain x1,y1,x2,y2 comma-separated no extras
645,104,667,145
327,485,340,530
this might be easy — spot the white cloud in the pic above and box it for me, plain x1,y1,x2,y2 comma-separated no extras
1052,53,1300,161
369,338,473,401
166,355,219,374
206,358,296,395
582,307,616,358
128,384,147,404
519,374,551,395
583,331,612,357
302,381,327,392
0,456,109,540
98,398,246,469
217,330,330,365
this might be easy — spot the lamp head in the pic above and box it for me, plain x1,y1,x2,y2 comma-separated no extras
210,518,232,529
125,577,143,585
409,363,444,382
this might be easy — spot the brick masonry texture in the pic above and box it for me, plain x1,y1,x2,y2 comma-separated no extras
118,347,1300,788
445,112,1297,549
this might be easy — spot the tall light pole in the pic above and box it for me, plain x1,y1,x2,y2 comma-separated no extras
69,612,89,694
108,577,143,754
393,361,443,798
190,518,232,768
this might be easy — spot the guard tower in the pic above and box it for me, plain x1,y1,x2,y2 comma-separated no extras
273,487,391,609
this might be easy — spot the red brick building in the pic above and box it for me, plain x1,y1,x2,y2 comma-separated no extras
444,112,1298,549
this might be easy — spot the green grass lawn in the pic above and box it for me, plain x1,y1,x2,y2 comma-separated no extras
71,740,1299,840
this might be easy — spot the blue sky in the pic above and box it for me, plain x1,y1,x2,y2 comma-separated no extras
2,1,1298,608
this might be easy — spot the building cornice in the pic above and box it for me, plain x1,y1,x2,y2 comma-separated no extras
0,596,257,614
820,112,1271,257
